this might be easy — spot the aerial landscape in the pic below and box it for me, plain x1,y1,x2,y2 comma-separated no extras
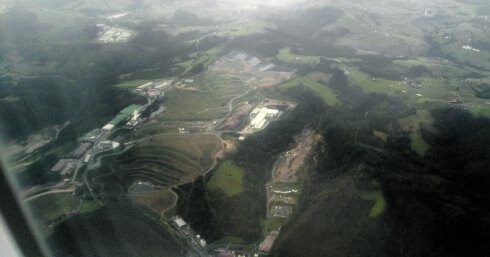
0,0,489,256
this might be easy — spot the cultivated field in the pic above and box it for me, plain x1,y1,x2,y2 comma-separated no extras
277,48,321,64
278,77,339,106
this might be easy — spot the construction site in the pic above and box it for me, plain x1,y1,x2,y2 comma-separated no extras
261,129,320,254
210,51,295,89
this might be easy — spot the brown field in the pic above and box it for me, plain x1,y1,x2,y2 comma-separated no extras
276,130,318,183
130,189,176,215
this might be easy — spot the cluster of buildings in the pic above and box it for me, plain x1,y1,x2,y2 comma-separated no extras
228,52,276,72
462,45,481,52
96,24,133,43
270,205,293,218
52,81,166,179
50,103,150,179
135,81,171,98
171,216,207,249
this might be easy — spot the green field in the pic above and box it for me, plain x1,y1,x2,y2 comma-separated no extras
26,192,78,224
79,200,101,213
398,110,434,156
361,190,386,218
410,130,431,156
278,77,339,106
347,68,402,95
277,48,321,64
207,160,245,196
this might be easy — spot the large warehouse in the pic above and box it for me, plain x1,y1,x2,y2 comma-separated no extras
250,107,280,130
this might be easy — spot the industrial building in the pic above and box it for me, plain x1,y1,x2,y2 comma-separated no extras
127,110,141,126
50,159,69,173
248,57,261,67
80,129,105,142
154,80,172,90
136,82,154,91
97,141,120,151
50,159,77,176
71,142,92,158
172,216,187,228
249,107,281,130
102,124,115,131
83,154,92,163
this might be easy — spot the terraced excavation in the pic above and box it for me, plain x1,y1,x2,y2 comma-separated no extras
91,134,222,194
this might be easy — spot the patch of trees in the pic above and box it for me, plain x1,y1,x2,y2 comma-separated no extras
49,205,186,257
408,65,432,77
0,75,144,139
171,9,214,26
472,83,490,99
226,32,289,57
358,55,404,80
293,41,356,58
272,65,490,256
373,109,490,257
276,6,344,38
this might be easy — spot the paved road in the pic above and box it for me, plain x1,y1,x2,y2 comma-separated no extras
25,188,75,202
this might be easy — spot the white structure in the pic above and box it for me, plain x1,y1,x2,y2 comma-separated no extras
199,239,206,247
173,217,187,228
259,64,275,72
83,154,92,163
250,107,280,130
462,45,481,52
98,141,120,150
96,24,133,43
155,80,172,89
136,82,154,91
102,124,115,131
248,57,261,67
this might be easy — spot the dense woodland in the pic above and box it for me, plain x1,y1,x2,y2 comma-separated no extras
271,68,490,257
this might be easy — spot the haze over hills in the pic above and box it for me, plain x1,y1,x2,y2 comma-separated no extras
0,0,490,256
